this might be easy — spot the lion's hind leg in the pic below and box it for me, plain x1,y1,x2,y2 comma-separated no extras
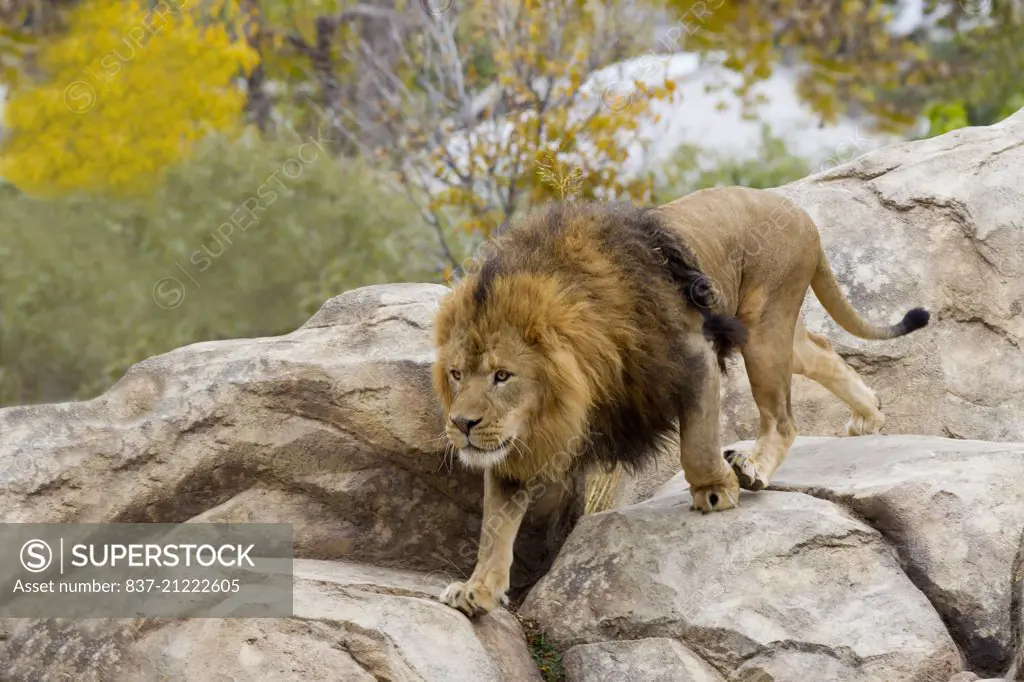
727,319,799,491
791,318,885,436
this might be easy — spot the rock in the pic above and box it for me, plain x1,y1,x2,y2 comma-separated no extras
720,108,1024,448
520,463,962,682
1,560,542,682
948,674,980,682
0,284,574,680
0,284,457,557
766,435,1024,675
563,638,725,682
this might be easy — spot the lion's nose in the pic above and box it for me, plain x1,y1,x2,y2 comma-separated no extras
451,416,482,436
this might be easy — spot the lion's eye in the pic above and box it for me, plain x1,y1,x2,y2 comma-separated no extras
450,369,462,381
494,369,512,383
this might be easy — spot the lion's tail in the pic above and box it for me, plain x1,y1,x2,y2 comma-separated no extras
811,247,930,340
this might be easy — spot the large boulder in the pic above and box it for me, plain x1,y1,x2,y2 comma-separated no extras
722,108,1024,446
1,560,541,682
768,435,1024,675
0,284,569,681
521,436,1024,681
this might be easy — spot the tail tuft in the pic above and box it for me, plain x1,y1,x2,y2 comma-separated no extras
898,307,930,335
703,314,748,348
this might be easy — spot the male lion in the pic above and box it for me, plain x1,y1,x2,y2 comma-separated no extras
432,186,929,617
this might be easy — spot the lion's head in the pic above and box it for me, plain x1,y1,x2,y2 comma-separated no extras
432,268,600,477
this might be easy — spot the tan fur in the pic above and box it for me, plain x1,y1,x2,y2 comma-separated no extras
433,187,927,617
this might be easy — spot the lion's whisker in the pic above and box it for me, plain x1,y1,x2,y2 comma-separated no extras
512,437,533,460
437,440,456,473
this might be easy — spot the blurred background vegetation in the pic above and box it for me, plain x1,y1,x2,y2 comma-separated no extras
0,0,1021,406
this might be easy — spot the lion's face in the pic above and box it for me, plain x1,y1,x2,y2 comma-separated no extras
434,327,546,470
433,267,598,477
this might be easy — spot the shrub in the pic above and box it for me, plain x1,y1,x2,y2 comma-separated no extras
653,124,812,202
0,135,433,406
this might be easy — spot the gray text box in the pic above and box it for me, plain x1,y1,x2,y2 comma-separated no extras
0,523,293,617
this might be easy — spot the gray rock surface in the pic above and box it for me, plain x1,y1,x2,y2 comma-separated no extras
520,458,964,681
948,673,980,682
563,638,725,682
767,435,1024,674
529,434,1024,680
1,560,541,682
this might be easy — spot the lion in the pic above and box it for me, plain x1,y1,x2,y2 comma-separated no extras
432,186,930,617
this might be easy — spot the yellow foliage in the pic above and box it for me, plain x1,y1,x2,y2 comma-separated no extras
0,0,259,197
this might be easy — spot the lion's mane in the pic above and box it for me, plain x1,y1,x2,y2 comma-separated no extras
433,201,744,482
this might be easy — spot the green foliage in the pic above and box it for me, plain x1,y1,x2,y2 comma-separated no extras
0,135,433,406
923,100,971,137
922,88,1022,138
525,626,563,682
918,19,1024,137
654,124,812,202
662,0,930,130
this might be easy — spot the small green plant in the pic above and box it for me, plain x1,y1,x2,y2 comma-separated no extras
520,618,564,682
923,100,971,137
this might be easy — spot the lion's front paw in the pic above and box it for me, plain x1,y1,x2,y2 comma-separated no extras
846,411,885,436
724,449,768,491
439,579,505,617
690,469,740,513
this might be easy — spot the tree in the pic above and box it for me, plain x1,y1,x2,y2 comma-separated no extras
4,0,1019,229
644,0,931,130
650,0,1018,133
261,0,677,269
0,0,259,196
